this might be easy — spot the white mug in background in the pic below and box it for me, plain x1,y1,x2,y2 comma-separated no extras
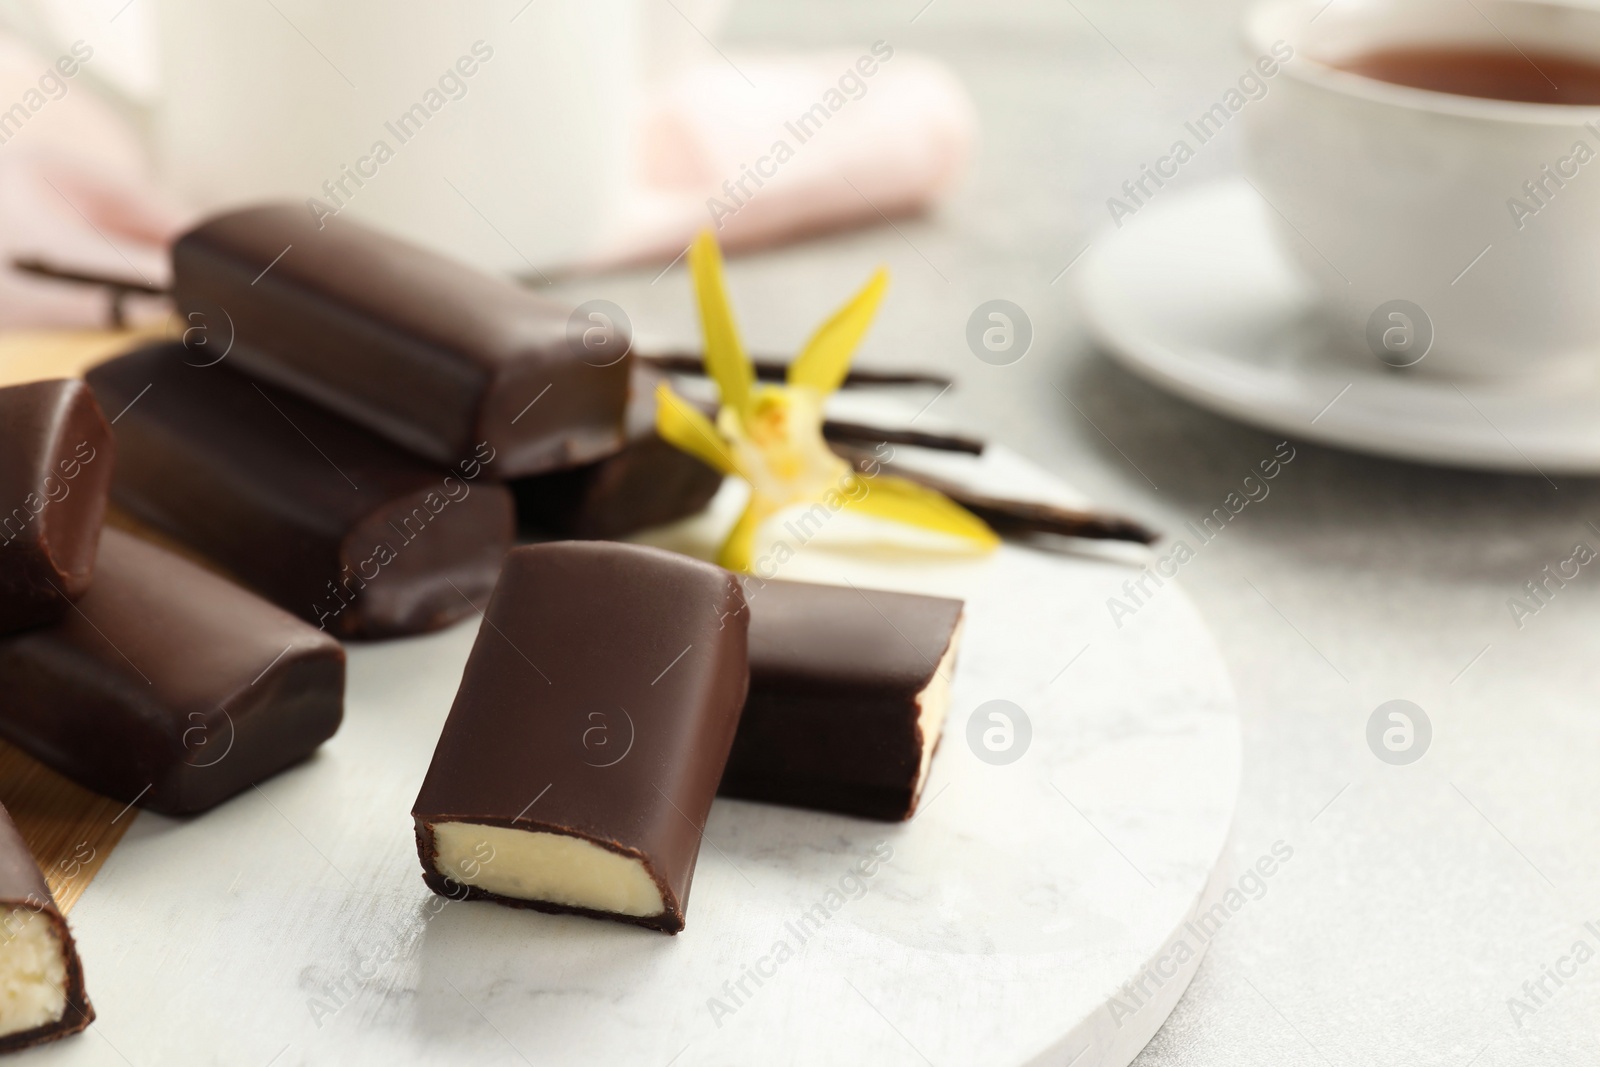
155,0,639,275
1242,0,1600,380
8,0,639,275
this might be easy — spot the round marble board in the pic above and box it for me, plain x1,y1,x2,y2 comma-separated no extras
54,445,1240,1067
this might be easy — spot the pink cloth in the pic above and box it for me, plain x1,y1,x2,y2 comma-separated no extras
0,35,189,329
584,50,976,269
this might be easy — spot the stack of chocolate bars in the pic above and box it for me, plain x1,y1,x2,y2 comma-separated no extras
91,202,633,638
0,376,348,1048
0,376,347,816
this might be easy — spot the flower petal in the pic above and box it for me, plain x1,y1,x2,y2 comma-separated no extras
842,474,999,549
655,383,739,476
689,230,754,413
787,267,889,395
717,496,776,572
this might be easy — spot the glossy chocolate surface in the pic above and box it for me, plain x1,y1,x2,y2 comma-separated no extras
413,541,749,933
722,576,964,821
0,802,93,1052
511,368,723,540
88,344,514,639
172,203,630,475
0,529,345,815
0,379,113,635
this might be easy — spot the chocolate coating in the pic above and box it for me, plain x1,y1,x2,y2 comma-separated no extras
0,802,93,1052
0,380,113,635
722,577,964,821
511,368,723,539
413,541,749,933
0,529,345,815
172,203,630,475
87,344,515,639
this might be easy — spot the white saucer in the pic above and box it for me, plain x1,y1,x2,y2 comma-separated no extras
1077,180,1600,476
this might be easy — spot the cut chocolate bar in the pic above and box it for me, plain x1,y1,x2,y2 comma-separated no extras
172,203,630,475
87,344,515,639
510,368,723,540
0,528,345,815
722,577,964,821
0,379,113,636
0,802,93,1052
413,541,748,933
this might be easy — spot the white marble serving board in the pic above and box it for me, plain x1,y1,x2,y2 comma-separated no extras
43,448,1240,1067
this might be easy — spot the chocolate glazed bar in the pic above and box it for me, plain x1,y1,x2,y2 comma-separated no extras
171,203,630,476
88,344,514,639
0,529,345,816
0,802,93,1052
0,379,113,635
721,577,964,821
413,541,748,933
510,368,724,540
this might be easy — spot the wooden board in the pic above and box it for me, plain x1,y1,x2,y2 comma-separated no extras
0,327,164,389
0,741,134,913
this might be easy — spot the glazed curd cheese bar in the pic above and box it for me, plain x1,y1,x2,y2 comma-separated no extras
723,576,965,821
171,203,631,476
0,529,345,816
413,541,748,933
0,379,113,635
0,803,93,1052
88,344,514,639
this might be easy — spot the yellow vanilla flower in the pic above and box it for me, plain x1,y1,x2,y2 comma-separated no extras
655,231,999,572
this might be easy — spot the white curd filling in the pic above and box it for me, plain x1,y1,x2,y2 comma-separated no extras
0,907,67,1037
911,620,963,806
431,822,665,918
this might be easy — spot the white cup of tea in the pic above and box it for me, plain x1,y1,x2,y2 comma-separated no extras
1242,0,1600,379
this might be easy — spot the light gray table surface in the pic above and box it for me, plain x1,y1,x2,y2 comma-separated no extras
551,2,1600,1063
